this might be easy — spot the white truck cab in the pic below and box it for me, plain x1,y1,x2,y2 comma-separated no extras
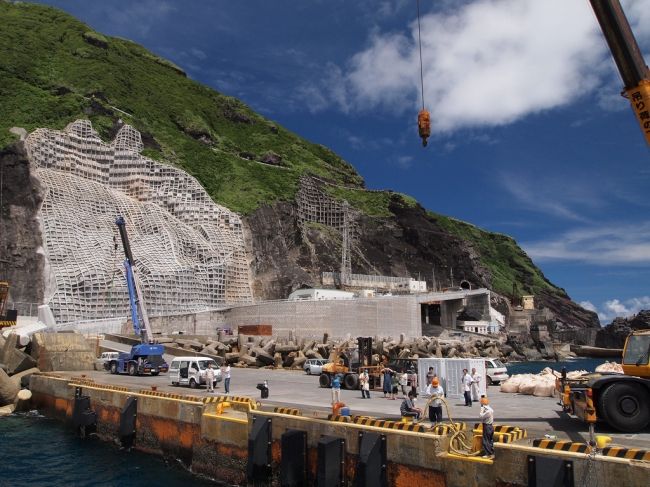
169,356,222,389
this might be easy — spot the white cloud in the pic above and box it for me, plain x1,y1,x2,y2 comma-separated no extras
498,173,601,222
313,0,649,132
586,296,650,323
523,222,650,265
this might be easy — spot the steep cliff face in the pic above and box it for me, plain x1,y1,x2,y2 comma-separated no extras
0,142,45,306
245,196,600,330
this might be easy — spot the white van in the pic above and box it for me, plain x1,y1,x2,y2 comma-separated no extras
169,357,222,389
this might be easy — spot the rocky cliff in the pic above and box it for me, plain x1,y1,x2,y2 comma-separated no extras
595,310,650,349
0,142,45,307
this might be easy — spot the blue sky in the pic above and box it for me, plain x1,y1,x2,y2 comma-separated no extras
35,0,650,323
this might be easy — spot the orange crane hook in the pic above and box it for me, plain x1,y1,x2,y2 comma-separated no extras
418,109,431,147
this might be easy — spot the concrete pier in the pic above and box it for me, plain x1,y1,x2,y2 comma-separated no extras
28,372,650,486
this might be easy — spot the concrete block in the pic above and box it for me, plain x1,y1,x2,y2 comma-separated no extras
4,347,37,375
0,368,19,406
30,332,95,371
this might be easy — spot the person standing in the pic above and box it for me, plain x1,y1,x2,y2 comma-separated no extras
428,378,444,424
382,367,393,398
479,396,495,459
391,372,399,400
426,367,435,387
205,363,215,393
462,369,473,406
471,367,481,402
399,370,408,397
408,367,418,395
331,373,342,404
360,370,370,399
223,363,231,394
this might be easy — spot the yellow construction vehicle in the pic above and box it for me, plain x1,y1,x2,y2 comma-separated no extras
318,337,379,390
559,330,650,432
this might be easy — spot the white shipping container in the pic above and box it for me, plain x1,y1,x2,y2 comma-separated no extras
417,358,487,399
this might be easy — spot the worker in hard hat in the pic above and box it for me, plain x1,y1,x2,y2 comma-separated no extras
479,395,495,459
428,377,444,425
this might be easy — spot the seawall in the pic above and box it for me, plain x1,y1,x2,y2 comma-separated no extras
29,374,650,486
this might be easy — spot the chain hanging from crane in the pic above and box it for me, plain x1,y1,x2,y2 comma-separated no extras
416,0,431,147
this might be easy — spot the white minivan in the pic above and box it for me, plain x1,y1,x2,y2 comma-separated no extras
169,357,222,389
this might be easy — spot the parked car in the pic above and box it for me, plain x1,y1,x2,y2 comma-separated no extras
485,358,509,385
169,357,222,388
304,359,330,375
96,352,120,371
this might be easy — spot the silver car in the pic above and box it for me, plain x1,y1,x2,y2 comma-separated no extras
304,358,330,375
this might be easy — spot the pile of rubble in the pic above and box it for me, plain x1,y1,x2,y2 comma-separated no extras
159,333,514,369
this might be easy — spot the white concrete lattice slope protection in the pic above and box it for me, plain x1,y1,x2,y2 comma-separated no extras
25,120,252,324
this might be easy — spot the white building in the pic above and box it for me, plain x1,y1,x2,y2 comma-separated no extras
287,288,355,301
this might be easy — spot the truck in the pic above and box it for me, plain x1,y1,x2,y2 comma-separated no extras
555,1,650,434
318,337,379,390
106,217,168,376
559,330,650,432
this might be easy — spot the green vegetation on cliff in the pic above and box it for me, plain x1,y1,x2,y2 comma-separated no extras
431,213,559,296
0,1,562,298
0,1,362,214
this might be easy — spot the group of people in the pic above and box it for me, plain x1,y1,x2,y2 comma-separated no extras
461,367,482,406
204,363,231,394
380,366,418,400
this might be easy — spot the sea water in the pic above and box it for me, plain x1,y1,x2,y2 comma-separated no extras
0,413,219,486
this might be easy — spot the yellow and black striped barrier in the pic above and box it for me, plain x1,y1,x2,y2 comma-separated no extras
273,407,301,416
203,395,258,410
327,414,351,422
473,424,527,442
138,389,201,401
601,446,650,462
431,422,466,435
532,439,591,453
351,416,427,433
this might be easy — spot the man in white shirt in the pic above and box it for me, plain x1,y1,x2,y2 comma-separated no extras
479,396,495,459
205,363,215,393
471,367,481,402
428,378,445,424
462,369,473,406
223,364,231,394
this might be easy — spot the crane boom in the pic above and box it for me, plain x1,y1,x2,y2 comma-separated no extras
589,0,650,145
115,216,153,344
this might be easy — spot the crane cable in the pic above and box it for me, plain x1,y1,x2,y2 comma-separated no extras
416,0,431,146
417,0,425,110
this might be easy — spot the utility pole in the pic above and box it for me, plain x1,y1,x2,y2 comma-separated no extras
432,267,437,292
340,201,352,287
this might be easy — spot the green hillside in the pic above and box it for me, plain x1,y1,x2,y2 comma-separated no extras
0,1,561,298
